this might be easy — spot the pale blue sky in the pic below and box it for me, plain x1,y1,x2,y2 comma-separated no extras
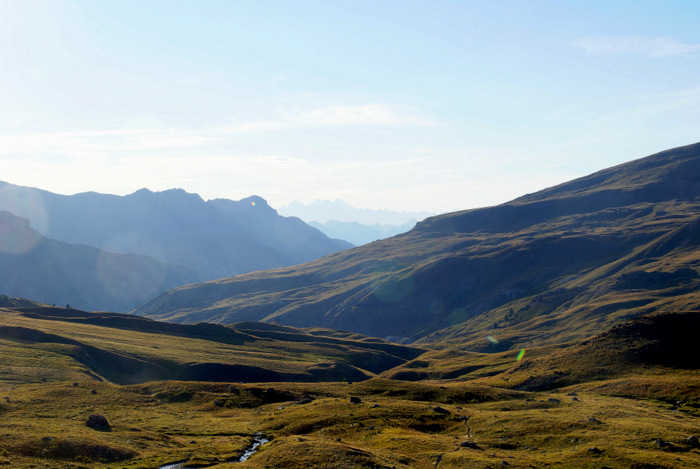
1,0,699,213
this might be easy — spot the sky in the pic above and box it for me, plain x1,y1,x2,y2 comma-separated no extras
1,0,699,214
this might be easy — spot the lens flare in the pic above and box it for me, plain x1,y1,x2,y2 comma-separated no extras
516,349,526,361
486,335,499,344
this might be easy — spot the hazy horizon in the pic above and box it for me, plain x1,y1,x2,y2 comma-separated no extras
2,1,699,213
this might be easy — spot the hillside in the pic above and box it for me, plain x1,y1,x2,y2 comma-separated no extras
0,184,352,281
136,142,700,346
0,303,423,385
1,302,699,468
0,212,197,312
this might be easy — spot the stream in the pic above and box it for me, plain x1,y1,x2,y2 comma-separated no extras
158,433,268,468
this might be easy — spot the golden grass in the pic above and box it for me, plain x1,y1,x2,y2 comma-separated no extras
0,377,697,468
1,307,698,468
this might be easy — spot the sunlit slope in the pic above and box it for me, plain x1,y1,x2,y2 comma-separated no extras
136,142,700,346
0,304,424,385
384,311,700,396
2,308,699,468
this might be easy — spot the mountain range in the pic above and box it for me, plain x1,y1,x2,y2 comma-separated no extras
3,142,700,469
308,219,418,246
0,183,352,311
278,199,435,225
136,142,700,347
0,211,197,312
0,183,351,281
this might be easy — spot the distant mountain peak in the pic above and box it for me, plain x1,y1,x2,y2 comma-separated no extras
279,199,436,225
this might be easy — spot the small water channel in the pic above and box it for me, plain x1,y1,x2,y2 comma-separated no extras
237,433,269,462
158,433,268,468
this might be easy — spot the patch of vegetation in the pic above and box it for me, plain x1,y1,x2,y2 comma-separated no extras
1,305,699,468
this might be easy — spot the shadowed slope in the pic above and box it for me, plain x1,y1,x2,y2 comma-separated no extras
0,304,424,385
482,311,700,392
136,142,700,347
0,211,198,312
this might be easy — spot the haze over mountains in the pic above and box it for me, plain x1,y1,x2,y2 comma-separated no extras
308,219,419,246
0,184,351,311
280,199,436,245
279,199,435,225
3,144,700,469
137,142,700,347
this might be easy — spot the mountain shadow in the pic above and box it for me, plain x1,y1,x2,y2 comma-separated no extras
135,142,700,348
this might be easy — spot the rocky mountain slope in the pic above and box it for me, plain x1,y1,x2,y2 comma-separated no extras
0,184,352,281
0,211,197,311
135,142,700,347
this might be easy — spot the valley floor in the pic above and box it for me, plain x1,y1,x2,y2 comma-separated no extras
0,377,699,469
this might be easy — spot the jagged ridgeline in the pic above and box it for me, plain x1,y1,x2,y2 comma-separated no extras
0,186,351,311
136,142,700,347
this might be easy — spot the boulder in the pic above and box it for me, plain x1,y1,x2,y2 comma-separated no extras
85,414,111,431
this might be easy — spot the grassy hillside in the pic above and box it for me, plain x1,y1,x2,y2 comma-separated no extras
0,304,421,385
135,142,700,347
0,305,698,468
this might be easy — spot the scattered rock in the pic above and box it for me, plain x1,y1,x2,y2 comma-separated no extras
687,435,699,447
90,389,97,395
85,414,111,431
433,406,450,414
350,396,362,404
227,384,239,394
572,397,579,402
3,397,9,403
588,446,602,455
654,439,679,451
587,417,602,424
41,436,54,443
372,404,380,408
547,397,560,403
492,442,516,450
567,392,578,396
296,394,314,405
460,442,482,450
213,399,224,407
72,382,78,387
